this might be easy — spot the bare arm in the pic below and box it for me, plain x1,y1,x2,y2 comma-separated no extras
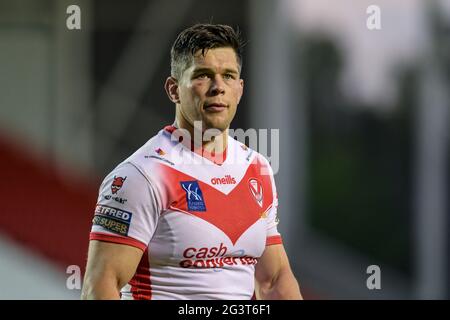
255,244,302,300
81,240,144,300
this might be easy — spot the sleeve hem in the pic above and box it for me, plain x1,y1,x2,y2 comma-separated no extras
90,232,147,251
266,235,283,246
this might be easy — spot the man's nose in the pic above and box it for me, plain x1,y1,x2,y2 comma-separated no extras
210,75,226,95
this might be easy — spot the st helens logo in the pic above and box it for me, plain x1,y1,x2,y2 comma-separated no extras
248,178,263,207
111,176,126,194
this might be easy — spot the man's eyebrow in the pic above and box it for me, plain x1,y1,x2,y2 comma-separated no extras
222,68,239,74
192,67,239,74
192,68,213,74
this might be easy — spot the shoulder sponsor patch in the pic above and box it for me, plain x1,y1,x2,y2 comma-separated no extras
93,204,132,236
180,181,206,212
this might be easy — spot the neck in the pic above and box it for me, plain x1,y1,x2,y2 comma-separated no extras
174,109,228,154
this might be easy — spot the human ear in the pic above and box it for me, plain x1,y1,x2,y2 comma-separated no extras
164,76,180,104
237,79,244,104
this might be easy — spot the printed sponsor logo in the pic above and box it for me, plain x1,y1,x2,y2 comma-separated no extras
211,175,236,185
183,243,228,259
111,176,126,194
92,215,130,236
155,148,166,156
103,194,127,204
95,204,132,222
144,155,175,166
93,204,132,236
180,181,206,212
179,243,257,269
248,178,264,207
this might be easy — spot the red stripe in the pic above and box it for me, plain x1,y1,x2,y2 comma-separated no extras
266,235,283,246
0,132,97,271
89,232,147,251
129,248,152,300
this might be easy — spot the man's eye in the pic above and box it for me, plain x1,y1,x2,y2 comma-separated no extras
224,74,235,80
196,74,208,79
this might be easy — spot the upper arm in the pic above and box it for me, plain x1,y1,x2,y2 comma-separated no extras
255,157,301,298
254,244,302,300
82,240,143,299
255,244,291,287
83,162,160,299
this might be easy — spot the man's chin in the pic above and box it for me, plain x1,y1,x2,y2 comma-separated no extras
203,119,230,133
203,121,229,134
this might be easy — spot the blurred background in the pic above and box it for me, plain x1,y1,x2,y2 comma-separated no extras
0,0,449,299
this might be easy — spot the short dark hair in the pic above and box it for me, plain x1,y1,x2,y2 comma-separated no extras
170,23,244,79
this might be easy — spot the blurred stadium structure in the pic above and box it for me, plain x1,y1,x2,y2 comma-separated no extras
0,0,449,299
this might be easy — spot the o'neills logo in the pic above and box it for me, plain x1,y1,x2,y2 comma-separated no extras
179,243,257,269
211,175,236,185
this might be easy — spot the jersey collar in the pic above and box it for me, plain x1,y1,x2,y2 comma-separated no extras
164,125,227,165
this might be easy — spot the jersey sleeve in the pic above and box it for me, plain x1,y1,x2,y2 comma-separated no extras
262,156,283,246
90,162,160,251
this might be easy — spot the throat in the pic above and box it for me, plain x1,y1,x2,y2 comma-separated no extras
164,124,228,165
193,134,228,165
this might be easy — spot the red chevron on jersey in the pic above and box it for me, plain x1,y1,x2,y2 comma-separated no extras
158,162,273,245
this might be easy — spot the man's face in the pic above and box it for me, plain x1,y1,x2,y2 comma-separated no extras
177,47,244,132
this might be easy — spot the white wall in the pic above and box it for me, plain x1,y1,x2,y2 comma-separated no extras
0,234,80,299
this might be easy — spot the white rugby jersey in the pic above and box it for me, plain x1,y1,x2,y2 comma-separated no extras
90,125,282,300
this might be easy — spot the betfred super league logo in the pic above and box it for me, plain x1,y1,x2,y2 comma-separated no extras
111,176,126,194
